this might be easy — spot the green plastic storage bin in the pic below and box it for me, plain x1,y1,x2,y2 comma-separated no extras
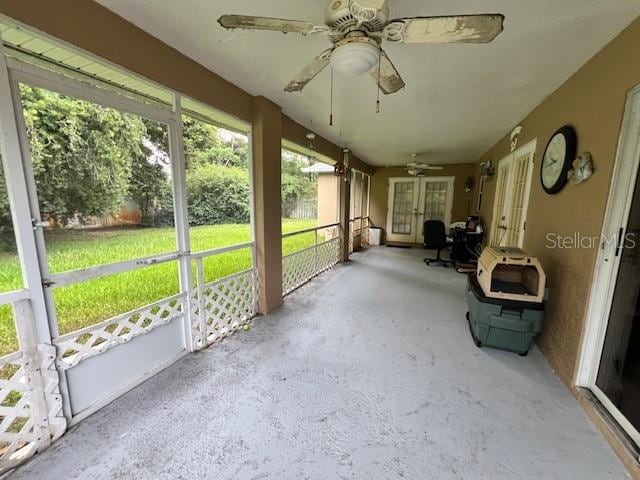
466,275,544,356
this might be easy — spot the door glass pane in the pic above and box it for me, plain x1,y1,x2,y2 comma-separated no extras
491,162,511,245
596,169,640,440
392,182,414,234
424,181,448,223
18,84,175,273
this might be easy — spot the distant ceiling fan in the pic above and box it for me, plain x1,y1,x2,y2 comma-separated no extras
406,154,443,176
218,0,504,95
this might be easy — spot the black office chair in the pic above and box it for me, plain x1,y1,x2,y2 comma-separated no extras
423,220,453,267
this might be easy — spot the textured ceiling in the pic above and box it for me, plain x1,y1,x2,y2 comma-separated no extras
97,0,640,166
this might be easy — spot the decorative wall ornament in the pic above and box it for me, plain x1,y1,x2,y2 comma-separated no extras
510,125,523,153
306,132,317,152
335,147,350,178
568,152,594,185
479,160,494,181
465,176,475,193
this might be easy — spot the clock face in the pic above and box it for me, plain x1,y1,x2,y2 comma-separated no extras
540,126,577,194
542,133,566,189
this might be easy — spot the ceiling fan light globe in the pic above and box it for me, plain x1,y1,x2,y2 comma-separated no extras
330,42,379,76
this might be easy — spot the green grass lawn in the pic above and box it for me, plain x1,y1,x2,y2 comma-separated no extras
0,219,317,355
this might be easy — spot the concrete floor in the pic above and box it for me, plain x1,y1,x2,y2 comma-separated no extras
11,247,628,479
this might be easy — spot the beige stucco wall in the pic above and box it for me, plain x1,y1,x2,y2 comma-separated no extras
369,164,477,238
317,173,339,227
474,16,640,387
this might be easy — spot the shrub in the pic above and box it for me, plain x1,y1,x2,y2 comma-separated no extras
187,164,250,225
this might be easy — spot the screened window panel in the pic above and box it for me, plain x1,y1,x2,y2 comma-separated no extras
361,174,370,218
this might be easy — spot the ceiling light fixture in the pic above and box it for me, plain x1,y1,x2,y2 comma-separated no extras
330,37,379,76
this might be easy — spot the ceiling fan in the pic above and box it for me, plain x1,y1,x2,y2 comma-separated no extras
406,154,444,176
218,0,504,95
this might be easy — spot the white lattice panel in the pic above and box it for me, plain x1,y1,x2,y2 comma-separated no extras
54,294,185,369
317,238,340,273
0,346,65,474
283,238,340,295
0,351,37,470
192,269,258,348
282,246,318,295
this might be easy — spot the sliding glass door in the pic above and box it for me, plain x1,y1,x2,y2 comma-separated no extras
595,167,640,446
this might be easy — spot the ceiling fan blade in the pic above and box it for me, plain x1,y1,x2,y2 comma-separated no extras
384,14,504,44
424,166,444,170
352,0,387,9
284,49,333,93
370,51,405,95
218,15,330,35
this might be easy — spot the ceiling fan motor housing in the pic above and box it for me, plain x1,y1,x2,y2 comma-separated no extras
325,0,390,37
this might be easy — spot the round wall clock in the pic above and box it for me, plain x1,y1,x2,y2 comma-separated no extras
540,125,577,194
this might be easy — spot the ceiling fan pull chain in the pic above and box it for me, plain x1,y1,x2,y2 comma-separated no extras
329,67,334,126
376,48,382,114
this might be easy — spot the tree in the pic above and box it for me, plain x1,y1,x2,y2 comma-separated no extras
182,116,249,169
129,120,174,226
20,85,142,225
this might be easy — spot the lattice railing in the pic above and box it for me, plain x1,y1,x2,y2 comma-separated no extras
191,268,258,349
53,294,185,369
283,237,340,295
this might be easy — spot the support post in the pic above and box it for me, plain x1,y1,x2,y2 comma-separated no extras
251,96,283,314
339,149,351,263
168,93,195,352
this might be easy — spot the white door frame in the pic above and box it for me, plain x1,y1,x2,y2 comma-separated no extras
416,176,455,245
576,84,640,448
386,177,420,242
490,139,536,247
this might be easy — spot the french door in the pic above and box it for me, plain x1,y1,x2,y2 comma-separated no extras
490,140,536,247
386,177,454,243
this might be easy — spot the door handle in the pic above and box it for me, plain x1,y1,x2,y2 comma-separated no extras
615,227,625,257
